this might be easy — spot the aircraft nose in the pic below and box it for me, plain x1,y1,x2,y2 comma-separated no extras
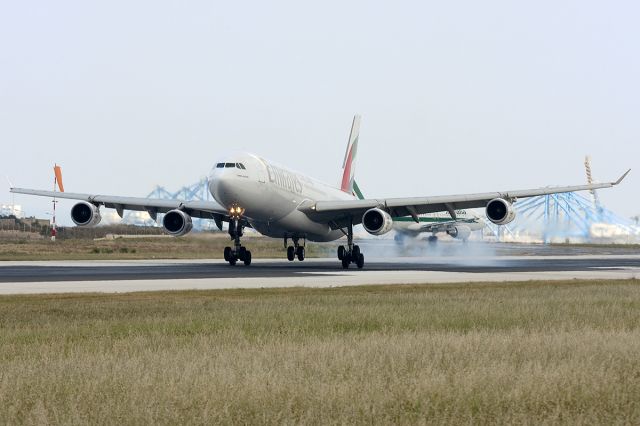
209,172,237,206
209,174,225,203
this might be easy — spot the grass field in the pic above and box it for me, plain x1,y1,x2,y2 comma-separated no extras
1,280,639,424
0,233,337,261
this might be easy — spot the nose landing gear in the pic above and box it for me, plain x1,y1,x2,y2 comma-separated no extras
224,216,251,266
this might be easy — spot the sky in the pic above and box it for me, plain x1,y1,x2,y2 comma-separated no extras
1,1,638,224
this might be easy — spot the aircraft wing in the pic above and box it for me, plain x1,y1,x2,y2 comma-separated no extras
298,170,631,229
9,188,230,227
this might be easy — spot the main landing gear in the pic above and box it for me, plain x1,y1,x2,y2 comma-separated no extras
285,237,305,261
336,222,364,269
224,218,252,266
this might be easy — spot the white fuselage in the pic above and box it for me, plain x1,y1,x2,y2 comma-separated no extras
208,152,355,242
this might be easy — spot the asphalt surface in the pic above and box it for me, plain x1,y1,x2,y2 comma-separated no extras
1,256,639,283
1,241,639,294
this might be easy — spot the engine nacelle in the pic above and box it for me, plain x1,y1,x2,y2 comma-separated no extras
70,202,102,227
362,208,394,236
162,209,193,236
447,225,472,240
486,198,516,225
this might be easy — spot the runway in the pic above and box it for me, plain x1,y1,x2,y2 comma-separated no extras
1,252,639,294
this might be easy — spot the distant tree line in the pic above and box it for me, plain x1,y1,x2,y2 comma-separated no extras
0,217,168,240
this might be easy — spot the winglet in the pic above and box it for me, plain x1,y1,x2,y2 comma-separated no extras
352,180,365,200
614,169,631,185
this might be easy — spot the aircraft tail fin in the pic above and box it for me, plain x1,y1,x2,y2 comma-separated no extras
340,115,361,194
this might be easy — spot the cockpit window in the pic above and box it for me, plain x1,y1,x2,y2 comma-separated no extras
217,162,246,169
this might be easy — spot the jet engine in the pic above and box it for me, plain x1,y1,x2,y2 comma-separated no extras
446,225,471,240
70,202,102,227
162,209,193,236
485,198,516,225
362,208,394,236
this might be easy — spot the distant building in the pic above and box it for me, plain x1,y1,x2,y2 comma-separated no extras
21,218,50,227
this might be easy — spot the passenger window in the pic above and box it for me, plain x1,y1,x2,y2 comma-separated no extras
225,163,235,168
216,163,224,168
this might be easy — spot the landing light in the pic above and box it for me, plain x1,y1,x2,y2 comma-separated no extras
229,205,245,217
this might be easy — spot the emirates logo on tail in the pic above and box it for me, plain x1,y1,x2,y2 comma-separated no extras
341,115,361,194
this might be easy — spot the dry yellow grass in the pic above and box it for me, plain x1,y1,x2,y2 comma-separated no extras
0,280,639,424
0,233,336,261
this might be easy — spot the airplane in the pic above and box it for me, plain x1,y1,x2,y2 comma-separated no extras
352,182,484,244
9,116,630,269
392,210,484,244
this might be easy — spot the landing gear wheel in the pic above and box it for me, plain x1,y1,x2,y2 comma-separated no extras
243,250,252,266
238,246,247,261
341,255,350,269
287,246,295,261
337,246,345,261
355,253,364,269
296,246,305,261
228,257,237,266
352,245,361,258
223,246,231,262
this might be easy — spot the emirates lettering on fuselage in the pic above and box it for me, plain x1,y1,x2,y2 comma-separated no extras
266,163,303,194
